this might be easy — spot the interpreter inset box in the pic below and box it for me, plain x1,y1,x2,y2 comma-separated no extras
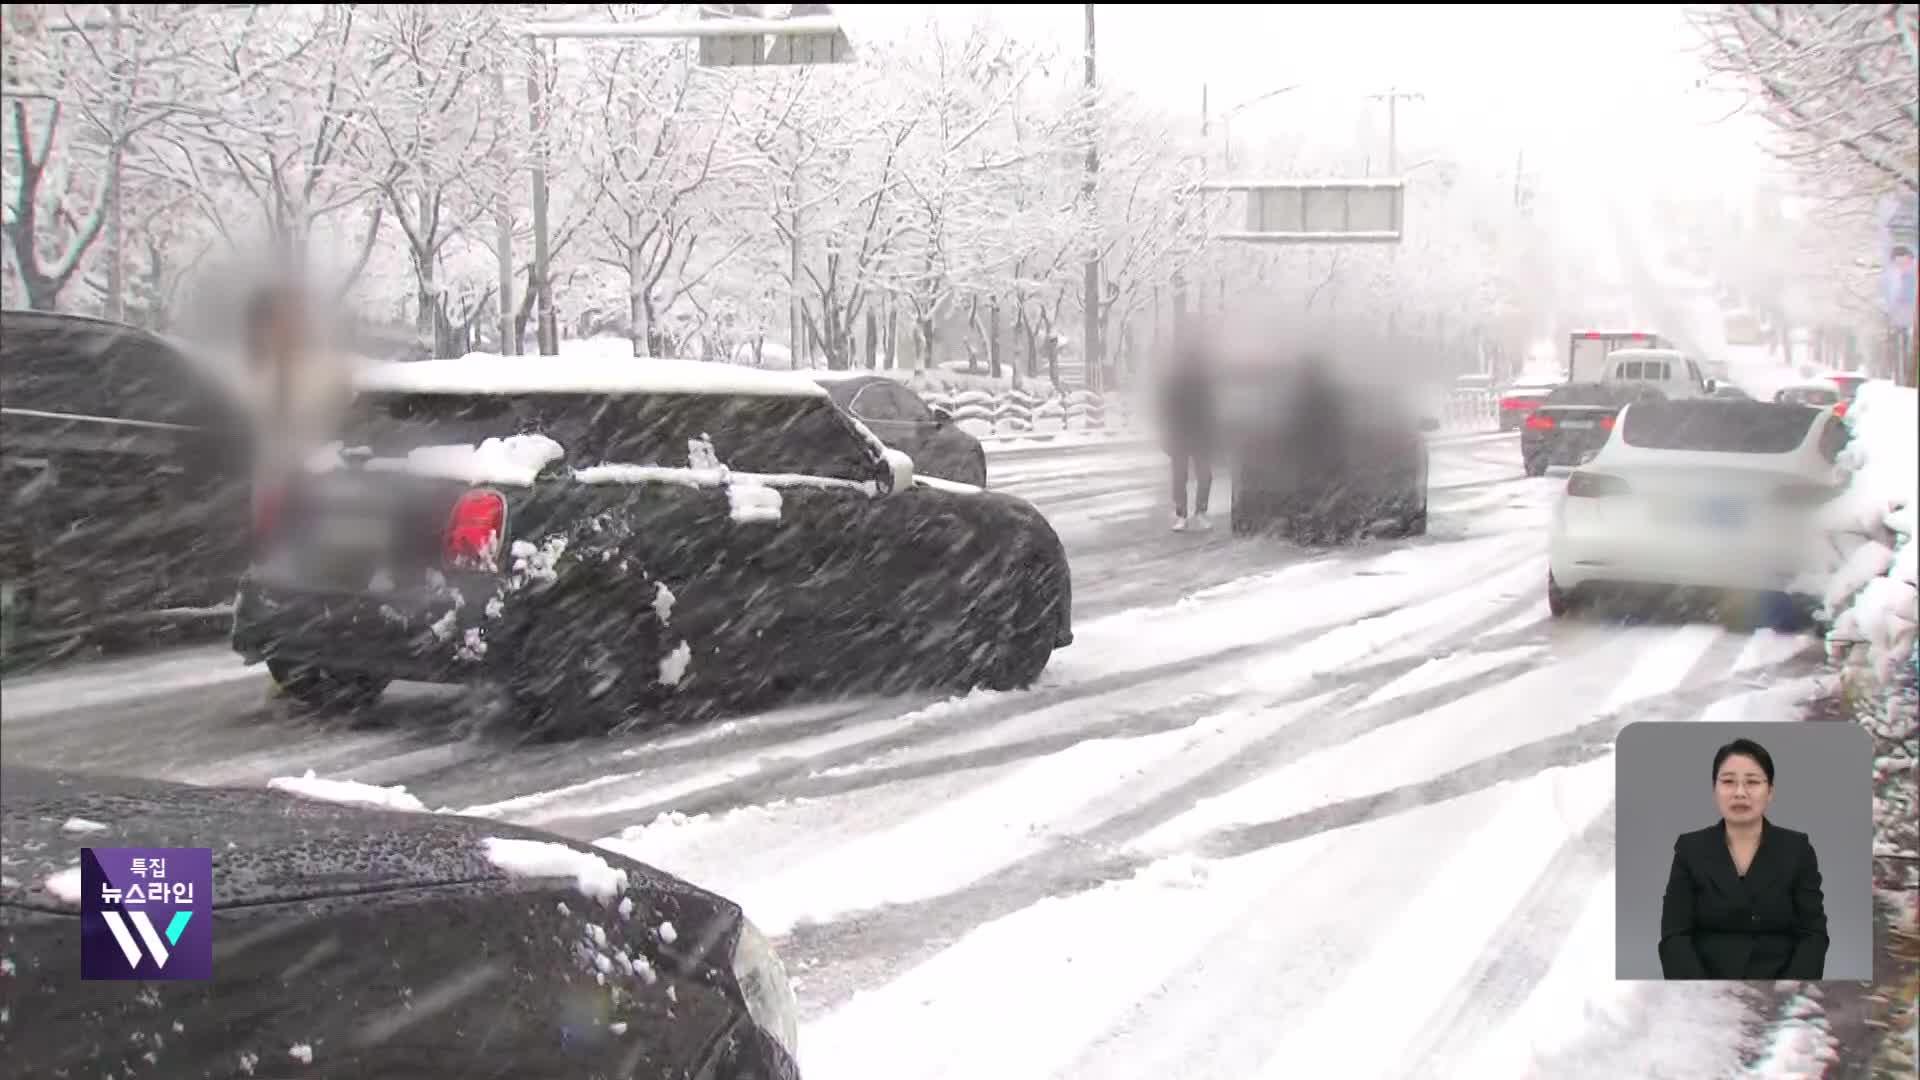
1615,721,1872,981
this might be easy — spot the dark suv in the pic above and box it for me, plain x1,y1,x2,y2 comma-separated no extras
1,310,254,666
231,357,1073,734
813,374,988,488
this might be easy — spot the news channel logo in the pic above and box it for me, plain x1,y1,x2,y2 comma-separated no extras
80,848,213,981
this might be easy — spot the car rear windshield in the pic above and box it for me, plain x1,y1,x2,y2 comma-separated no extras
339,391,877,481
1620,401,1817,454
1544,383,1643,407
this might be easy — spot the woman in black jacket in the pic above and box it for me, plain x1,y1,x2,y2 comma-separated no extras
1658,738,1828,980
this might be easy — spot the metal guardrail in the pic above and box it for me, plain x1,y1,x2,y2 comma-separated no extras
929,387,1505,441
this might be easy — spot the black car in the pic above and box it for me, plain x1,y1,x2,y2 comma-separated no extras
1,310,256,666
231,357,1073,734
1225,367,1438,542
812,374,987,488
0,765,802,1078
1521,382,1667,476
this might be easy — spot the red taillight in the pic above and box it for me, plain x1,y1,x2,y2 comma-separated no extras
252,485,285,541
1833,400,1849,418
1500,397,1536,410
444,490,506,571
1599,414,1617,431
1525,414,1556,431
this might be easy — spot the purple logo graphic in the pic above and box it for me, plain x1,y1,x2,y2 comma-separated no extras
80,848,212,980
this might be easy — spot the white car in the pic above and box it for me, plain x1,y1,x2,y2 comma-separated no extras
1599,347,1715,399
1547,398,1849,617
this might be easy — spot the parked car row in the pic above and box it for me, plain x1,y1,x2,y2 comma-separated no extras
2,311,1072,1080
0,311,1002,672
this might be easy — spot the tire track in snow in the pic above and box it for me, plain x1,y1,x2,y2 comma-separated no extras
512,534,1544,833
776,637,1821,1029
519,611,1389,838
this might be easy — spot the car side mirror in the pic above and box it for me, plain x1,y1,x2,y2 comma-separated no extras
1704,378,1717,393
929,405,953,425
1418,416,1441,433
880,447,914,494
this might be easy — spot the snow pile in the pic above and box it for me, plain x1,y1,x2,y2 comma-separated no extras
61,817,110,834
366,433,565,488
267,769,428,813
1819,381,1918,683
481,837,629,904
913,474,983,495
355,351,828,399
509,536,569,591
42,866,83,906
727,483,783,523
657,641,693,687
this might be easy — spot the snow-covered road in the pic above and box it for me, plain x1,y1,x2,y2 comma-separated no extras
1,432,1826,1078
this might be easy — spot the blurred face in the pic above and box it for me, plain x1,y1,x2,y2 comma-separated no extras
1715,754,1772,825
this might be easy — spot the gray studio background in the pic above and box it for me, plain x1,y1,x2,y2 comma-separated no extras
1615,721,1873,981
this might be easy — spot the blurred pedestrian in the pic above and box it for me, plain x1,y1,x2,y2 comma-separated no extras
1160,332,1219,532
243,281,353,470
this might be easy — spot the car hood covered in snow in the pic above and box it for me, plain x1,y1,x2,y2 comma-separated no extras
0,766,788,1079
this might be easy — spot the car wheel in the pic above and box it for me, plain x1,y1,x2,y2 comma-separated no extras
1230,492,1260,536
1547,572,1582,618
976,560,1059,691
268,658,389,711
1524,457,1548,477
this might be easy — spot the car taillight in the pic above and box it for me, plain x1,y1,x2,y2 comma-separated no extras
444,489,506,571
253,485,285,542
1833,400,1848,418
1566,471,1629,498
1599,414,1617,431
1525,414,1556,431
1500,397,1536,410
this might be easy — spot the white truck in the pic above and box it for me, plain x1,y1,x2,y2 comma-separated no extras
1567,329,1674,383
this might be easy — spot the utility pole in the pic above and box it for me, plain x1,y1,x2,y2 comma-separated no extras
1370,87,1421,346
526,39,557,356
1081,2,1102,393
105,3,125,322
491,64,517,354
1369,86,1424,174
790,137,805,368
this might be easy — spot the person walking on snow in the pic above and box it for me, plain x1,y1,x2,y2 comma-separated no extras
1160,333,1219,532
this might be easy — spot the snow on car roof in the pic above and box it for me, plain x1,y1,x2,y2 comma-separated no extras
354,353,829,399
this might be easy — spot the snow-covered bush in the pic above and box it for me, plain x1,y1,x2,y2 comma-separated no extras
1821,381,1919,684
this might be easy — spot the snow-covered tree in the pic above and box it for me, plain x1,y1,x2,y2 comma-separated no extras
1692,5,1919,202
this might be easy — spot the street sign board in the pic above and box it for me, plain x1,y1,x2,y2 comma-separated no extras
698,3,854,68
1203,179,1405,243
